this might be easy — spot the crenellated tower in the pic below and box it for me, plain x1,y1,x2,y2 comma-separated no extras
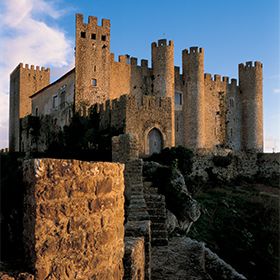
9,63,50,151
151,39,175,146
75,14,111,114
182,47,205,149
239,61,263,151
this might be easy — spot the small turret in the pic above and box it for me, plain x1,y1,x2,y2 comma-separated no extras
182,47,205,149
75,14,111,114
239,61,263,151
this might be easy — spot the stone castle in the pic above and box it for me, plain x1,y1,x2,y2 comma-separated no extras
9,13,263,155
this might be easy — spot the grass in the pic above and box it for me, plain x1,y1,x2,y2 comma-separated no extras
189,184,280,280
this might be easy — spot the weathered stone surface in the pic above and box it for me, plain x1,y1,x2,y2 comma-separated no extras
126,221,151,280
143,161,200,233
151,237,246,280
191,151,280,182
22,159,125,280
124,237,145,280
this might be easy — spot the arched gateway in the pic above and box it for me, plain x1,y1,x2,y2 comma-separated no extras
148,128,163,155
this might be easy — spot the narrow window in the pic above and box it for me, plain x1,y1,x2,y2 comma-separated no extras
91,33,96,40
35,107,39,116
101,35,106,41
94,66,96,72
81,31,86,38
175,92,183,105
92,79,97,86
52,95,58,108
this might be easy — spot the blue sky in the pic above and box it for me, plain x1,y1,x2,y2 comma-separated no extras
0,0,279,151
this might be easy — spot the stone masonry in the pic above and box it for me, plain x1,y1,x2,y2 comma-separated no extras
22,159,125,280
10,13,264,155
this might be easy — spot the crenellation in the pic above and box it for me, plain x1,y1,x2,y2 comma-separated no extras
141,59,148,68
239,61,263,71
131,57,138,66
118,55,130,64
230,78,237,86
102,18,111,28
204,73,212,80
88,15,98,26
214,74,221,82
10,12,263,154
184,46,204,55
222,76,229,83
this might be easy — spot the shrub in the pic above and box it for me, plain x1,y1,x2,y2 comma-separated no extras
212,154,232,168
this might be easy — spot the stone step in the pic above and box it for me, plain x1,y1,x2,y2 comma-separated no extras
151,237,168,246
130,194,145,200
151,223,167,231
129,200,147,207
143,181,153,188
144,194,165,202
144,188,158,195
127,212,150,221
151,230,168,239
148,215,166,223
146,201,166,208
147,208,166,216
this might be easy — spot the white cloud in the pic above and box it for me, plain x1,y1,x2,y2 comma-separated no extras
273,88,280,94
0,0,74,149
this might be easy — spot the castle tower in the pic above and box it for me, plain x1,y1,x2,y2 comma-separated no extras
9,63,50,151
182,47,205,149
239,61,263,151
75,14,111,114
151,39,175,145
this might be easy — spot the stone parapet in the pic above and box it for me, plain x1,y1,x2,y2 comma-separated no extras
23,159,125,280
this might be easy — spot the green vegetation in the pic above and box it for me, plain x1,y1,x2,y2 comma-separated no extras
145,146,194,174
212,154,233,167
189,185,279,280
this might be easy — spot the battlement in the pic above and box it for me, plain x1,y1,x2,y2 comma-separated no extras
21,63,50,72
152,39,174,48
76,13,110,28
204,73,233,84
11,63,50,76
239,61,263,71
183,47,204,55
111,53,149,69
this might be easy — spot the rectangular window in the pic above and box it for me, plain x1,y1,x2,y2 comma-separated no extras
175,92,183,105
35,107,39,116
91,33,96,40
92,79,97,86
52,95,58,108
101,35,106,41
81,31,86,38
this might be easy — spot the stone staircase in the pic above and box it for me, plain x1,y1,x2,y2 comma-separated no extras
143,181,168,246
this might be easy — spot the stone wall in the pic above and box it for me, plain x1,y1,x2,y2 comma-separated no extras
124,237,145,280
191,151,280,182
31,69,75,128
125,95,174,156
112,134,139,163
22,159,125,279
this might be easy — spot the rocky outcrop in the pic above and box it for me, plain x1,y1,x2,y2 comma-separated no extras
151,237,247,280
143,161,200,233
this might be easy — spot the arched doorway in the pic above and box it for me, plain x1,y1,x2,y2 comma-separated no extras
148,128,163,155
